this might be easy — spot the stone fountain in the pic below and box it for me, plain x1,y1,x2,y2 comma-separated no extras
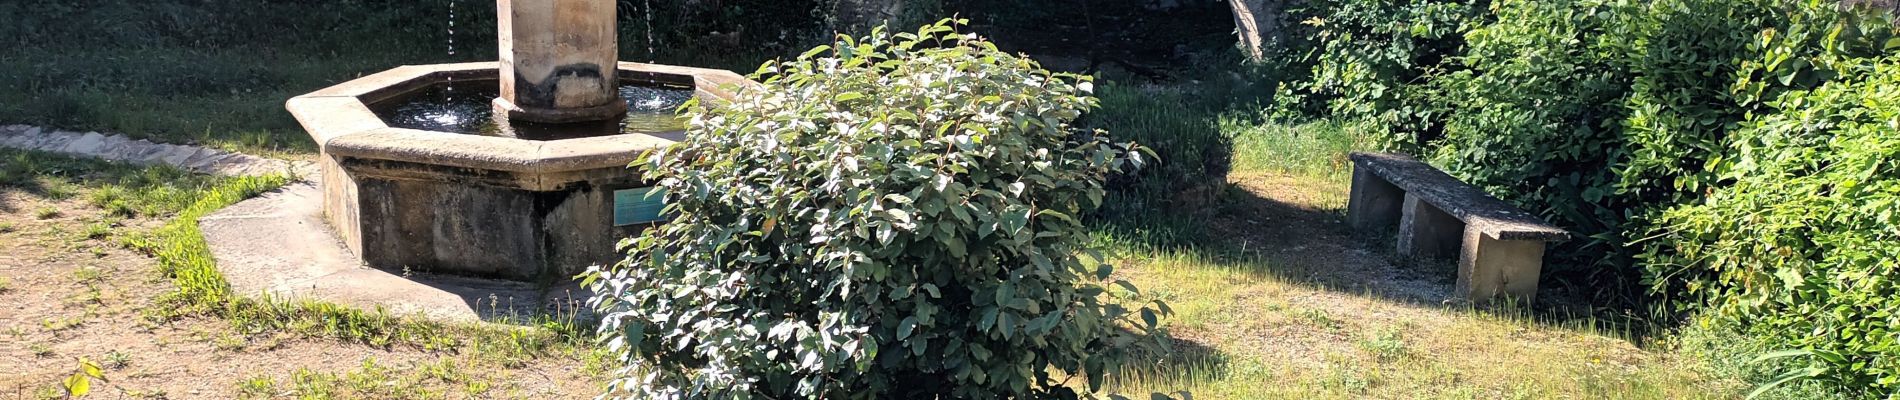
268,0,749,295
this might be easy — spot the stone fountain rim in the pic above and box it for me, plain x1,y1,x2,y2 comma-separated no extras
286,61,754,175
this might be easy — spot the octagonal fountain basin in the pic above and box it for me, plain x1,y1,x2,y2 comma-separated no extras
286,61,753,283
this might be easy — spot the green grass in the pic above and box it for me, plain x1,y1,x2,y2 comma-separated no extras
233,357,525,399
0,1,778,156
236,375,277,399
1677,319,1858,400
113,166,593,354
2,149,227,218
1095,247,1732,399
0,144,588,355
1074,100,1739,398
1227,119,1373,185
3,149,607,395
0,3,1757,392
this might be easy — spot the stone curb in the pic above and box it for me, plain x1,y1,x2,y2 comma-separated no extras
0,124,317,178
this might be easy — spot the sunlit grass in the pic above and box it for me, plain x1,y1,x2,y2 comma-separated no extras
1096,237,1735,399
1227,118,1372,185
1080,117,1739,399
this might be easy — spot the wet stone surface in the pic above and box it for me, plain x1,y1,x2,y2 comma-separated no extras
375,82,694,140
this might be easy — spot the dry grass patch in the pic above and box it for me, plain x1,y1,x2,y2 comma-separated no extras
1090,166,1739,399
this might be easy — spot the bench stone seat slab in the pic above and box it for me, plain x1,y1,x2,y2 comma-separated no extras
1349,152,1569,241
1347,152,1570,303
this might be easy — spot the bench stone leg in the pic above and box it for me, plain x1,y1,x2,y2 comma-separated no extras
1348,166,1404,231
1397,193,1462,259
1456,229,1545,304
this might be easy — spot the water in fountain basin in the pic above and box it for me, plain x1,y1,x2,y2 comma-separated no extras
375,82,695,141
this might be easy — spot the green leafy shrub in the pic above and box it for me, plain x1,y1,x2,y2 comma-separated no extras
1305,0,1488,149
1636,0,1898,302
586,21,1172,399
1609,0,1764,208
1652,55,1900,396
1277,0,1900,392
1420,0,1887,304
1424,0,1639,299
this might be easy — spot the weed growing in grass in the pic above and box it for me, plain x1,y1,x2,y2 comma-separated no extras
88,186,126,210
39,180,80,200
1298,308,1344,331
1323,359,1373,394
1359,328,1408,361
42,315,85,332
103,350,132,369
0,277,11,294
71,265,103,284
0,222,16,233
291,369,337,399
33,385,62,400
35,206,61,219
344,358,392,393
65,287,103,306
236,375,277,399
86,218,119,238
465,380,493,397
29,343,53,357
101,201,136,218
1226,119,1373,184
213,333,247,352
123,388,167,399
3,149,223,218
418,359,465,383
271,358,479,399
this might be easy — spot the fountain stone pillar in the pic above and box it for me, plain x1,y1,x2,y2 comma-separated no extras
494,0,626,123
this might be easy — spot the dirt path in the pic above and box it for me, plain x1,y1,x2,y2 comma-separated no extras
0,187,596,398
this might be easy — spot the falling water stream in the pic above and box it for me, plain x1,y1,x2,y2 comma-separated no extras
643,0,657,61
444,0,457,101
376,0,690,140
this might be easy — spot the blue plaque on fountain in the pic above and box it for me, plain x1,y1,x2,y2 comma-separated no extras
613,187,667,226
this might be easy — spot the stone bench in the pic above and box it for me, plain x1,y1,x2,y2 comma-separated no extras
1346,152,1569,303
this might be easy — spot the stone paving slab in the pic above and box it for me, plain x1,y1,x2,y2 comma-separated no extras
0,124,317,178
199,180,595,323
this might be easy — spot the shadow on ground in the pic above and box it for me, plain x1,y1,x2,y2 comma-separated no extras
1098,170,1660,343
1106,329,1229,393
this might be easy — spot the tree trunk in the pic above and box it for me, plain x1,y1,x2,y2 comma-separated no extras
1227,0,1281,63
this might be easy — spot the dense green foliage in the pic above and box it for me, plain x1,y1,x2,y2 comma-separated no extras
585,22,1171,399
1656,56,1900,396
1085,84,1233,227
1426,0,1648,301
1302,0,1487,149
1276,0,1900,394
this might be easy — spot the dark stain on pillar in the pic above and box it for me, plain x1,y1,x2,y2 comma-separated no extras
513,63,608,108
